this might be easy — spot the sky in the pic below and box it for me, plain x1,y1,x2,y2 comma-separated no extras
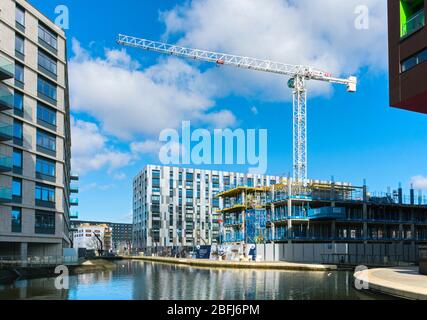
29,0,427,223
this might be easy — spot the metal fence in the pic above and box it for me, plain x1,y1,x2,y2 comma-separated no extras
0,255,79,268
321,253,406,266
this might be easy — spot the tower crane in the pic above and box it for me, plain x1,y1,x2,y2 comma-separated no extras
117,34,357,182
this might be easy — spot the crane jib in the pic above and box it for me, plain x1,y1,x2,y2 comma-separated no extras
117,34,358,182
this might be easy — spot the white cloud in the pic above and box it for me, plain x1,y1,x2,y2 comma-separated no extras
69,40,236,140
80,182,116,192
113,172,127,181
71,118,133,174
161,0,387,100
201,110,236,129
411,176,427,190
130,140,162,155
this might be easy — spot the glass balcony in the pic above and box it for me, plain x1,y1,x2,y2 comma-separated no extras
69,212,79,219
70,172,79,181
0,56,14,81
401,9,425,38
0,154,12,172
70,197,79,206
70,184,79,193
0,122,13,141
0,187,12,203
0,88,14,111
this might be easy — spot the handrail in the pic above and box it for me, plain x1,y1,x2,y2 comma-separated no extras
0,255,79,267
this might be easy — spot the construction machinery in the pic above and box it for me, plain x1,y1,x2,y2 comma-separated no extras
117,34,357,182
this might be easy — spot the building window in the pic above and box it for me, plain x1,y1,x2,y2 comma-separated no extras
152,195,160,204
36,156,56,177
38,24,57,50
15,5,25,27
11,207,22,233
12,178,22,198
15,63,24,84
400,0,425,38
35,210,55,234
14,90,23,113
13,120,23,140
152,177,160,187
401,47,427,73
212,198,219,208
37,129,56,152
37,76,57,101
38,50,57,75
13,149,22,169
15,34,25,55
37,102,56,127
35,183,55,203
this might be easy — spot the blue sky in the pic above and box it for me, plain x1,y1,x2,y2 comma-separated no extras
29,0,427,223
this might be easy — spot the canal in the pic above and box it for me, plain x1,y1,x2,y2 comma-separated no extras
0,260,393,300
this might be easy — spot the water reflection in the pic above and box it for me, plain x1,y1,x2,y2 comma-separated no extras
0,260,392,300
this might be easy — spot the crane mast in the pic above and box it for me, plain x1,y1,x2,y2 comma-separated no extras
117,34,357,182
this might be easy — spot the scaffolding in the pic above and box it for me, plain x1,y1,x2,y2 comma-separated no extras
216,179,427,244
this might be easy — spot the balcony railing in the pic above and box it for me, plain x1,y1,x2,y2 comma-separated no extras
0,187,12,203
70,198,79,206
0,56,14,81
402,9,425,38
69,212,79,219
70,172,79,181
0,154,12,172
0,122,13,141
70,184,79,193
0,88,14,111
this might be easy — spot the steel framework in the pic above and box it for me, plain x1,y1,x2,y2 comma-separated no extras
117,34,357,181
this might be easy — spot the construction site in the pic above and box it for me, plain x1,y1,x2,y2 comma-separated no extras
117,34,427,265
216,180,427,264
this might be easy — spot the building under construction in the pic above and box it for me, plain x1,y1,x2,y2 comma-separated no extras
217,180,427,247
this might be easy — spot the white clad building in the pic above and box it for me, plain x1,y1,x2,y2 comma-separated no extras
132,165,280,250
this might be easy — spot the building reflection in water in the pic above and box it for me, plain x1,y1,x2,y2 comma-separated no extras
129,261,375,300
0,260,390,300
0,278,68,300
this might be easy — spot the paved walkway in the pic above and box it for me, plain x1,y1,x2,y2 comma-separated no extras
122,256,337,272
354,267,427,300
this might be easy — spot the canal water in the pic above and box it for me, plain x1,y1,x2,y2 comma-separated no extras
0,260,392,300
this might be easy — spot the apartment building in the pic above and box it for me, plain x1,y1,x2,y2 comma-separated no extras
73,223,112,253
71,220,132,252
388,0,427,113
132,165,280,251
0,0,77,258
